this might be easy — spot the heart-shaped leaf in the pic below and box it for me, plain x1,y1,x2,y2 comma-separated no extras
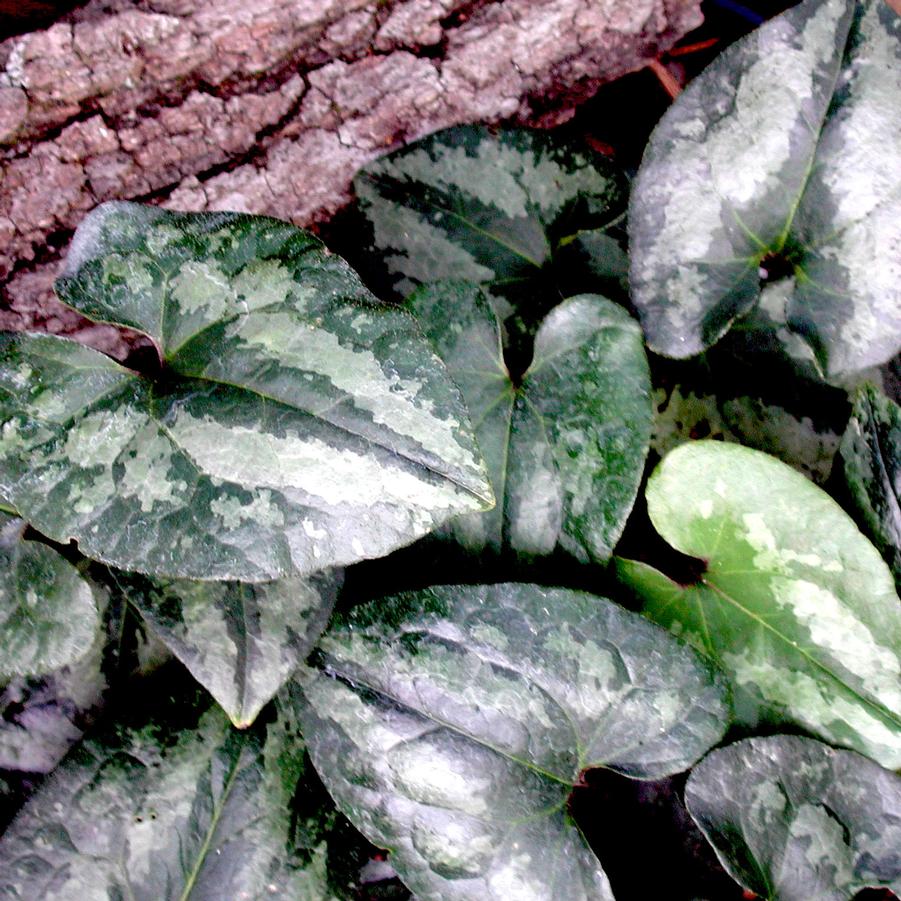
410,282,652,561
685,735,901,901
0,680,344,899
616,441,901,768
294,582,730,900
629,0,901,376
840,382,901,583
349,125,629,348
125,568,342,727
0,203,493,581
0,509,100,680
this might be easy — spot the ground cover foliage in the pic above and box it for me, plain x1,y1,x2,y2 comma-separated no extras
0,0,900,898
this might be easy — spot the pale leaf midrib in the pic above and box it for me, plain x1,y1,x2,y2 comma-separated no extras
169,369,492,504
47,263,491,501
15,347,491,510
778,5,874,253
702,578,901,731
178,743,246,901
321,661,577,788
363,172,547,269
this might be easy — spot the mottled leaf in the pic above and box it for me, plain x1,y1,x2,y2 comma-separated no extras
630,0,901,376
652,385,841,484
0,574,166,777
410,282,651,561
0,511,99,680
840,383,901,582
616,441,901,767
0,682,342,900
685,735,901,900
295,582,730,901
127,569,342,727
0,639,104,775
351,125,628,345
0,203,493,580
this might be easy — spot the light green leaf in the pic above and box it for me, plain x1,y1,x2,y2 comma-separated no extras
630,0,901,376
126,569,342,727
616,441,901,767
0,511,100,680
295,582,730,900
0,203,493,581
685,735,901,901
840,382,901,582
0,683,343,900
351,125,628,347
410,283,651,560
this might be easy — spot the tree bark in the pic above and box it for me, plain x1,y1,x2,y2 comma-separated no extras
0,0,701,357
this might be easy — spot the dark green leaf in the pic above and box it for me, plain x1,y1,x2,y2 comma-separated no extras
616,441,901,767
685,735,901,901
630,0,901,376
841,382,901,582
652,385,841,484
0,572,167,776
0,684,340,899
0,640,105,775
352,126,628,343
295,582,730,900
0,511,100,680
410,282,651,561
0,203,493,581
127,569,342,727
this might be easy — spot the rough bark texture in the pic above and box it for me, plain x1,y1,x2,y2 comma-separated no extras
0,0,702,358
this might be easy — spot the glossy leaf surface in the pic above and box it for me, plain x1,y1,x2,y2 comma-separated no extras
841,383,901,582
410,283,651,561
0,685,340,900
630,0,901,376
0,203,493,580
296,582,730,900
685,735,901,900
0,511,99,680
128,569,342,727
351,126,628,342
616,441,901,767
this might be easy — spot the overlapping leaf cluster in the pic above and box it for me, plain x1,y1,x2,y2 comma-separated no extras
1,1,900,899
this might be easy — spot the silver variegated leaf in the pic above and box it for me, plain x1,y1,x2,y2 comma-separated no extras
0,570,169,776
127,569,342,727
0,626,105,775
685,735,901,900
351,125,628,344
410,282,651,561
841,382,901,583
652,385,841,484
0,203,493,581
0,685,343,900
295,582,730,901
630,0,901,377
616,441,901,768
0,510,100,680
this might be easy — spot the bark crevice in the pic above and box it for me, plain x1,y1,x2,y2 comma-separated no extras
0,0,702,359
